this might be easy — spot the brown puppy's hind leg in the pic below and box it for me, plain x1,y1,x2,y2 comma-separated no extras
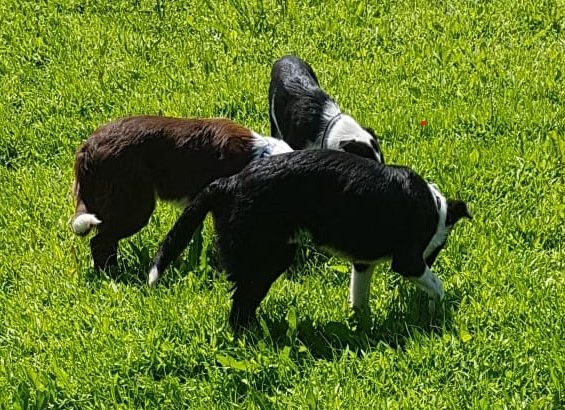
90,180,156,270
90,234,119,270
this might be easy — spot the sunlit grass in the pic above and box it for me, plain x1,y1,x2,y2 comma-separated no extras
0,0,563,407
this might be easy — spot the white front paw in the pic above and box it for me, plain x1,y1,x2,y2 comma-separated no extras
410,267,444,301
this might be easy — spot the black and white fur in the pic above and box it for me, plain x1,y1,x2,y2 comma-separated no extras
147,150,471,329
269,55,384,163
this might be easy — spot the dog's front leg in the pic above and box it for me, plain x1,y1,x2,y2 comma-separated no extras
349,263,374,314
392,254,444,313
408,266,445,313
408,266,445,302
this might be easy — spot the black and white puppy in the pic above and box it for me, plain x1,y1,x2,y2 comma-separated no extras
269,55,384,163
147,150,471,329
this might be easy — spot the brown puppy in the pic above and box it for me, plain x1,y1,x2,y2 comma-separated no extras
71,115,291,269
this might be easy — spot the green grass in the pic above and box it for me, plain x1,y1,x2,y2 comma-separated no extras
1,0,564,407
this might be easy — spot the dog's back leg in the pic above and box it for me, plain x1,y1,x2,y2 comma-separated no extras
229,278,273,330
91,180,156,270
228,242,297,330
90,233,119,270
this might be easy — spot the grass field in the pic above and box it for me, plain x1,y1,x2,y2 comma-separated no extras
1,0,564,408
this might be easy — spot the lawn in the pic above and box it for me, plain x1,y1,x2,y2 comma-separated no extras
0,0,563,408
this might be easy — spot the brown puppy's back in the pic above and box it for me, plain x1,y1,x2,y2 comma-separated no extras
72,115,258,269
76,116,255,199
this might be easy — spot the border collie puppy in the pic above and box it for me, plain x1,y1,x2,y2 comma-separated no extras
147,150,471,329
71,115,292,270
269,55,384,163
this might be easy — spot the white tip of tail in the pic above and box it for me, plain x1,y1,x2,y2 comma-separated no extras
148,266,159,287
72,213,102,235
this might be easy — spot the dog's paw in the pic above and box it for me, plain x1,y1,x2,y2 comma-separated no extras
428,297,445,315
428,299,436,314
349,306,372,332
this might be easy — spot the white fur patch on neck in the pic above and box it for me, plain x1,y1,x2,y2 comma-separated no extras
251,133,293,158
325,114,370,150
322,101,341,121
423,183,449,260
265,136,293,155
308,102,340,149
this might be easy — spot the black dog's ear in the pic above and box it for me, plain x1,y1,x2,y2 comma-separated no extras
363,127,376,137
339,139,379,161
446,199,472,226
362,127,385,163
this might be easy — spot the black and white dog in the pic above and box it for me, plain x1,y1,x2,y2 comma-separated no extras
269,55,384,163
147,150,471,329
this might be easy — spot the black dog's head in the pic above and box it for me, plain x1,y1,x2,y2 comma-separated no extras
446,199,472,226
338,127,385,163
425,198,472,267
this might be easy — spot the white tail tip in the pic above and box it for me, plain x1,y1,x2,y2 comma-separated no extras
72,213,102,235
148,266,159,287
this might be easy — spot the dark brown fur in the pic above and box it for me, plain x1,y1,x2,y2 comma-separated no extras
72,115,257,269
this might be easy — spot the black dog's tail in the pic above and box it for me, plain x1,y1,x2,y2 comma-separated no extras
147,180,228,287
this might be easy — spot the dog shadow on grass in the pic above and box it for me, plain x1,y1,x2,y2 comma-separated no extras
254,242,467,358
81,237,462,361
81,234,213,287
254,287,462,360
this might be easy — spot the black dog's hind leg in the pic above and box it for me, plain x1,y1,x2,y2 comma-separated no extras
228,243,297,330
229,279,273,330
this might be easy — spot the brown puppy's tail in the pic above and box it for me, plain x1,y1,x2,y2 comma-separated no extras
147,180,228,287
71,144,102,236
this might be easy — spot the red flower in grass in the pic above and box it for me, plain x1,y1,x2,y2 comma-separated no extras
420,119,428,127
